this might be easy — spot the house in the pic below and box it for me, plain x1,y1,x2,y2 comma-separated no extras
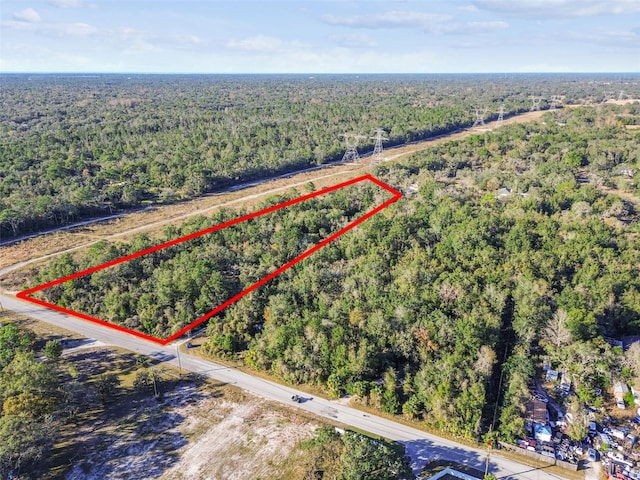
420,460,484,480
525,399,549,424
599,433,612,449
631,386,640,405
421,467,482,480
615,383,629,400
496,187,512,198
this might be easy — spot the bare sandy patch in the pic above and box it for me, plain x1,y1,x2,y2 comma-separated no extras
159,392,317,480
62,381,317,480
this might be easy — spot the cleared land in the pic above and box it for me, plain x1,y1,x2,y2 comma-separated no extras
0,109,548,283
1,312,322,480
63,379,319,480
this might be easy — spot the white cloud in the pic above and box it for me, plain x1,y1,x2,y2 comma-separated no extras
251,48,445,74
564,29,640,48
1,20,98,36
1,19,202,53
225,35,307,53
322,11,509,35
514,62,574,72
58,22,100,36
112,28,202,53
331,33,377,48
320,11,453,31
319,10,507,36
48,0,86,8
473,0,640,17
12,8,41,23
445,20,509,34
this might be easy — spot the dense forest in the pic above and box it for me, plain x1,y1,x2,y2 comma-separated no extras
26,103,640,443
29,180,395,340
2,73,638,238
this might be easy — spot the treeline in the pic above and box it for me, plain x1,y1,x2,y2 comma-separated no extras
0,323,88,479
26,105,640,442
3,73,638,238
301,426,414,480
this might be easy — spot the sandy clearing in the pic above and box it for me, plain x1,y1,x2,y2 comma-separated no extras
160,397,315,480
63,382,318,480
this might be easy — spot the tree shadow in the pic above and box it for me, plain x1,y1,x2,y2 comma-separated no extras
48,373,215,479
401,438,561,480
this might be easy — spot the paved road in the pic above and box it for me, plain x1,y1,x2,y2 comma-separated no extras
0,292,571,480
0,107,572,478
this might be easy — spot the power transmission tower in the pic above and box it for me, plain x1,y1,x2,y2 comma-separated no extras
370,128,388,165
530,97,543,111
496,105,505,126
341,133,365,163
618,90,626,101
601,91,614,104
549,95,563,110
472,107,487,127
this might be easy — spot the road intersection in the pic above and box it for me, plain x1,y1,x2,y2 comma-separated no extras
0,292,572,479
0,107,576,478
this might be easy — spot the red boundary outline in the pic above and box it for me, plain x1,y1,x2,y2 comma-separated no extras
17,174,401,345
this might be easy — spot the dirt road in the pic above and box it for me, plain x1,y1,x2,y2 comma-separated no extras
0,108,548,279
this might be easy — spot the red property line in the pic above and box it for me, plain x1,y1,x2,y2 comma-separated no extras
17,174,402,345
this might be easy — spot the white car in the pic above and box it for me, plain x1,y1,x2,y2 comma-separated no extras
617,398,626,409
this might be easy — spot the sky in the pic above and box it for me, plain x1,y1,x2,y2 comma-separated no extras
1,0,639,73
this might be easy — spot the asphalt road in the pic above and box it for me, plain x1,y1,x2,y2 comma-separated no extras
0,107,569,478
0,292,571,480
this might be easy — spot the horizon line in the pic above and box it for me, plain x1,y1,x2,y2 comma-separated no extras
2,71,639,75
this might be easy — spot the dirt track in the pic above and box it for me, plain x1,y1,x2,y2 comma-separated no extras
0,109,548,279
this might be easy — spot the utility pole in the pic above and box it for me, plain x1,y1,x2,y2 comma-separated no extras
370,128,388,165
176,346,182,375
484,425,494,479
152,368,159,397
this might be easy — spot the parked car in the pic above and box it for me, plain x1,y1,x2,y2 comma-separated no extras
617,398,626,409
588,448,599,462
